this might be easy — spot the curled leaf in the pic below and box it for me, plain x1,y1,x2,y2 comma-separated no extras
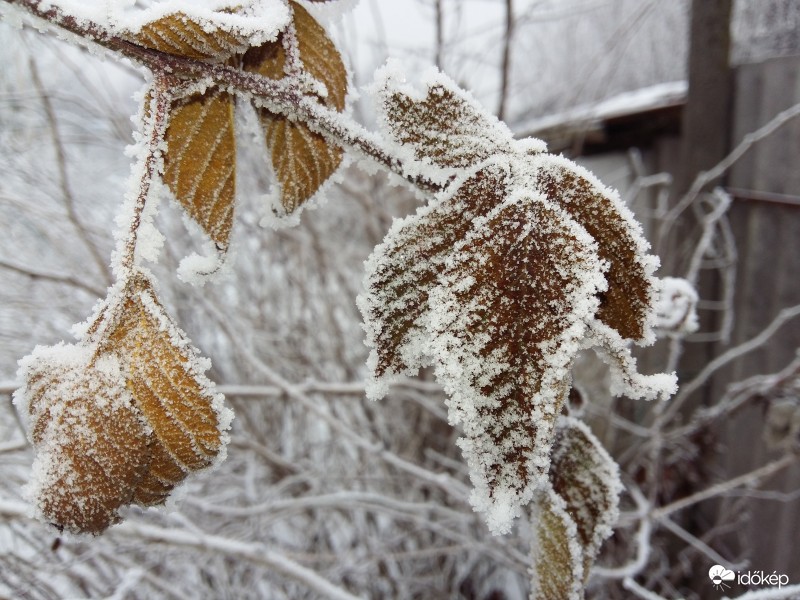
530,487,585,600
163,88,236,253
243,0,347,214
548,417,622,578
529,417,622,599
87,270,232,506
15,345,150,535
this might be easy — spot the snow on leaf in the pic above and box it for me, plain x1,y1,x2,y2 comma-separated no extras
529,486,585,600
427,185,604,534
162,88,236,253
121,2,290,62
531,154,658,344
91,269,232,505
127,11,252,60
243,0,347,215
14,345,150,535
548,416,622,579
359,162,512,398
373,64,535,178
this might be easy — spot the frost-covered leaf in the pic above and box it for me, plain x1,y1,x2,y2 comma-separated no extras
373,64,540,180
129,11,251,60
14,345,150,535
428,186,604,534
531,154,658,343
163,88,236,253
530,486,585,600
529,417,621,599
359,162,512,396
548,416,622,578
91,270,232,506
122,2,291,61
243,0,347,215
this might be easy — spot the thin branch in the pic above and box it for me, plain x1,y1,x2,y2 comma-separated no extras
26,53,113,285
622,577,669,600
659,100,800,246
651,454,796,521
0,259,106,297
660,304,800,423
497,0,513,120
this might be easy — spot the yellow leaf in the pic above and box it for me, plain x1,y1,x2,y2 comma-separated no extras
20,346,150,535
243,1,347,214
163,89,236,251
129,11,250,60
102,271,229,504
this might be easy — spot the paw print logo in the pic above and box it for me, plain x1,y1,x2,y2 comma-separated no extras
709,565,735,591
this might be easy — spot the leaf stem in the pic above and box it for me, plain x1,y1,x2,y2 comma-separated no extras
118,75,172,273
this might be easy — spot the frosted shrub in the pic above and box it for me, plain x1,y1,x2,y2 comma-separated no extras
5,0,677,597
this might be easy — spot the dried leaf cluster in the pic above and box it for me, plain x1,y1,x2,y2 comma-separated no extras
360,68,675,536
15,0,348,534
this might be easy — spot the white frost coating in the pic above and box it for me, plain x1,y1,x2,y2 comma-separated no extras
371,60,541,184
426,186,605,535
529,152,662,347
40,0,291,50
361,62,675,536
653,276,699,336
587,320,677,401
13,342,142,530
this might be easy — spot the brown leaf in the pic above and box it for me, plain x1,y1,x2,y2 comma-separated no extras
100,271,229,503
360,163,511,388
376,73,516,171
129,11,251,60
549,417,621,580
533,155,657,342
21,347,150,534
163,89,236,251
243,1,347,214
428,185,604,533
